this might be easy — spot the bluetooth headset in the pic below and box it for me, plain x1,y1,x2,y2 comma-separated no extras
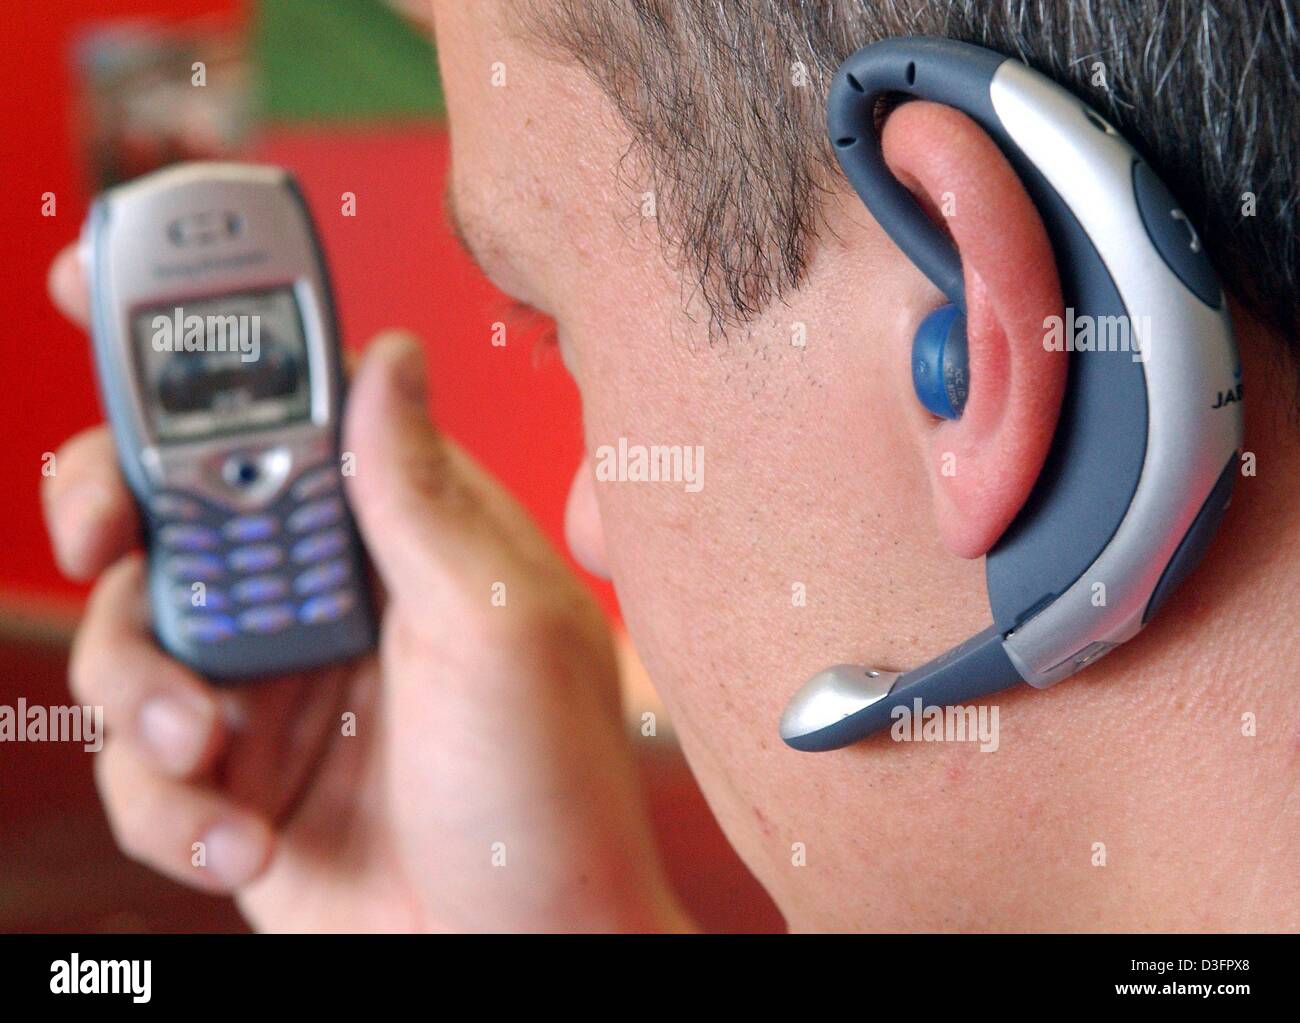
779,37,1243,752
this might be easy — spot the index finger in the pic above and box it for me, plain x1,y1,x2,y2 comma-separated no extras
48,243,89,327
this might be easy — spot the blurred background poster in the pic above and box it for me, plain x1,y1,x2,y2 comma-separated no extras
72,15,253,189
1,0,779,933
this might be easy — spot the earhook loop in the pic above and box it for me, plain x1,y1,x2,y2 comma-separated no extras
826,38,1010,312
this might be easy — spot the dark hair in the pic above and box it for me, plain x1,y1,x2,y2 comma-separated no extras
521,1,1298,357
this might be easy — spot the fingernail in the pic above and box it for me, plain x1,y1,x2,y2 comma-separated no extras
201,819,270,888
382,332,427,405
137,695,213,774
53,483,113,575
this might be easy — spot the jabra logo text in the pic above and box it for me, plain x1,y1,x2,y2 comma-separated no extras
1212,382,1243,408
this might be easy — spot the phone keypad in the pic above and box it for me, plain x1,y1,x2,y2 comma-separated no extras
153,461,362,645
291,528,347,565
231,575,290,604
287,497,343,534
223,514,279,543
178,614,237,644
158,523,220,551
236,604,296,635
299,589,356,625
294,559,350,596
227,543,283,574
166,553,225,581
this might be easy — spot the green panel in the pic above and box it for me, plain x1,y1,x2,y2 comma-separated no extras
256,0,444,121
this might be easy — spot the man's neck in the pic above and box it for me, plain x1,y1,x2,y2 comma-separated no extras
1039,311,1299,930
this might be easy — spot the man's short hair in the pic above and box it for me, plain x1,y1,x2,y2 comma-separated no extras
522,1,1298,369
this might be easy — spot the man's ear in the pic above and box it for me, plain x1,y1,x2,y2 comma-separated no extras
881,100,1066,559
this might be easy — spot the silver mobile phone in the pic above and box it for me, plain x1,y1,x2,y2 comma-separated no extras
82,162,377,680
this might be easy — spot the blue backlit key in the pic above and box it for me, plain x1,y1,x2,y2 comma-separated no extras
158,523,220,552
294,559,350,596
237,603,295,635
232,575,289,604
223,514,279,543
292,466,339,501
228,544,284,573
179,614,236,643
299,589,356,624
291,529,347,564
287,497,343,534
167,554,224,581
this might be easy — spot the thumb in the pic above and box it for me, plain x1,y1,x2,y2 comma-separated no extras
342,332,499,611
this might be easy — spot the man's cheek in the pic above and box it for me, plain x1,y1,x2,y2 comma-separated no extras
564,456,610,579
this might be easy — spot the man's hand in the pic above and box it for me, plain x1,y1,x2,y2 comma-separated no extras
41,246,689,932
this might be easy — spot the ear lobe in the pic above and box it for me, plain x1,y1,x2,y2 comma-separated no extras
881,101,1067,560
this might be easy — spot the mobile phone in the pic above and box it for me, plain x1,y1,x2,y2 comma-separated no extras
81,161,377,680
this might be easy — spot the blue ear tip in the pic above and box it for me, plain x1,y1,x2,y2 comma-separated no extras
911,304,967,419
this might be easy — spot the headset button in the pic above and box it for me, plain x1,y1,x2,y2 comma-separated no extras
1132,161,1221,309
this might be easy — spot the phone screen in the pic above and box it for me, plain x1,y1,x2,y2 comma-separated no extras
132,287,312,443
